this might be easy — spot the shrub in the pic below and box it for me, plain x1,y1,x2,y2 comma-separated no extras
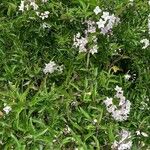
0,0,149,149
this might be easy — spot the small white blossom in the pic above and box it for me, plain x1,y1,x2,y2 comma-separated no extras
124,74,131,81
43,61,63,74
101,12,110,21
140,39,149,49
141,132,148,137
3,105,12,114
93,6,101,15
93,119,97,124
18,1,25,12
96,19,106,28
136,130,141,135
90,45,98,54
104,97,113,107
115,85,123,94
30,1,39,10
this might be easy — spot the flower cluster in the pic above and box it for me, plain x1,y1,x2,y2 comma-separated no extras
36,11,50,20
19,0,39,12
43,61,63,74
95,9,120,35
104,86,131,121
140,39,149,49
19,0,50,20
73,20,98,54
111,129,132,150
73,7,120,54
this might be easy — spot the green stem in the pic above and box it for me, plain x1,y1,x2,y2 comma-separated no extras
86,52,90,69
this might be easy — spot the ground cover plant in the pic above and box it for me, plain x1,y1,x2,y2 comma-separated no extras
0,0,150,149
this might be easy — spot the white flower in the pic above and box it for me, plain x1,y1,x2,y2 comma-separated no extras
141,132,148,137
149,0,150,5
124,74,131,81
30,2,39,10
76,32,81,38
93,119,97,124
93,6,101,15
90,45,98,54
96,19,106,28
43,61,56,74
136,130,141,135
115,85,123,94
19,1,25,12
45,11,50,15
104,97,113,107
3,105,12,114
43,61,63,74
140,39,149,49
115,91,124,99
101,12,110,21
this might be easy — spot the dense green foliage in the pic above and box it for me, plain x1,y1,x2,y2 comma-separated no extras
0,0,150,149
